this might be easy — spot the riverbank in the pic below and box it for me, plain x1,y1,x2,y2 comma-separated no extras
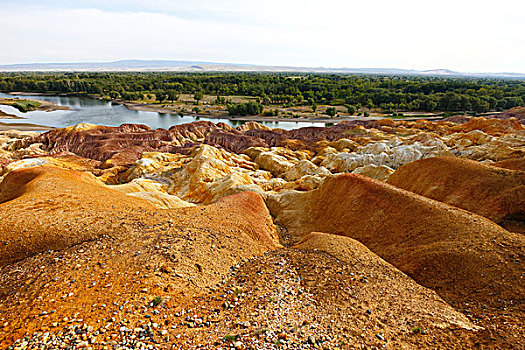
0,121,54,131
0,110,23,119
124,102,387,124
0,96,71,113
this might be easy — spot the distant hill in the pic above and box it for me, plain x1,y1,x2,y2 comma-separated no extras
1,59,524,78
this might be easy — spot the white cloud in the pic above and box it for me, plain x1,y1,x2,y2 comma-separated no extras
1,0,525,72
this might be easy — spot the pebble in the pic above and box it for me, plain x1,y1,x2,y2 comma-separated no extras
375,333,385,341
278,332,287,340
77,340,89,348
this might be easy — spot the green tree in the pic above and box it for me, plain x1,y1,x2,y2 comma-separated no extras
345,105,356,115
325,107,337,117
227,102,263,116
156,91,166,103
194,92,204,104
167,90,178,103
108,91,120,99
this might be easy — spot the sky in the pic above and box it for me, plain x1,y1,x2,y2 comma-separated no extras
2,0,525,73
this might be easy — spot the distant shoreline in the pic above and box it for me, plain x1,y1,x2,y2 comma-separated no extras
123,102,382,124
0,92,454,132
0,121,55,131
0,94,71,113
0,110,23,119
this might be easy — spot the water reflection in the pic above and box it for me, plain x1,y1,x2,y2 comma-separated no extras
0,93,329,130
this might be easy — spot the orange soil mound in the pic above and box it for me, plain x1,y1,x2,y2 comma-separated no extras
387,157,525,225
0,167,280,345
292,233,477,330
267,173,525,306
0,166,155,266
492,157,525,171
180,233,483,349
0,166,279,267
449,117,524,136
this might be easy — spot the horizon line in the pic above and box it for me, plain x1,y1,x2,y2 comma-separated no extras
1,59,525,76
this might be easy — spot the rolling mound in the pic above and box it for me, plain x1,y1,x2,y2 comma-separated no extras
0,166,155,266
267,173,525,306
176,232,483,349
1,118,524,348
292,232,477,331
386,157,525,227
0,167,280,345
492,157,525,171
0,166,279,267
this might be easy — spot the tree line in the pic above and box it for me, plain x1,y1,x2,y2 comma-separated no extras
1,72,524,113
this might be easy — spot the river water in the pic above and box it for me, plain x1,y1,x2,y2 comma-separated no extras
0,93,330,130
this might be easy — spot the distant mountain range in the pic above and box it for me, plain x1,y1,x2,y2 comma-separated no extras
1,60,524,78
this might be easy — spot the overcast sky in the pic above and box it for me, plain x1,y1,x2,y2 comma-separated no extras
2,0,525,72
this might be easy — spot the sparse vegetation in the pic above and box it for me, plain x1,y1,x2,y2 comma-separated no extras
152,296,162,307
222,334,236,342
412,326,422,334
10,99,42,112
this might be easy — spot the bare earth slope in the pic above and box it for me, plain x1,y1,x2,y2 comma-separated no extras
267,173,525,307
386,157,525,229
173,232,485,349
1,117,525,349
0,166,280,346
492,157,525,171
0,166,155,266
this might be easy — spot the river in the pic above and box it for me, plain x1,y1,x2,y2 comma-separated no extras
0,93,331,130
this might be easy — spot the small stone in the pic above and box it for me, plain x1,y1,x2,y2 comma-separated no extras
77,340,89,348
375,334,385,341
308,336,316,344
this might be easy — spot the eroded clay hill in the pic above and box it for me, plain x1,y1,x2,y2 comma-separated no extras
386,157,525,231
2,116,524,210
1,115,525,349
0,167,500,350
267,174,525,307
492,157,525,171
176,233,487,349
0,166,281,344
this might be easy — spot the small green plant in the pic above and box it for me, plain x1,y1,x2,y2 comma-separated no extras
152,296,163,307
411,326,422,334
222,334,236,342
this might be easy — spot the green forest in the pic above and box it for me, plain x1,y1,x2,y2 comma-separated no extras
1,72,524,114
